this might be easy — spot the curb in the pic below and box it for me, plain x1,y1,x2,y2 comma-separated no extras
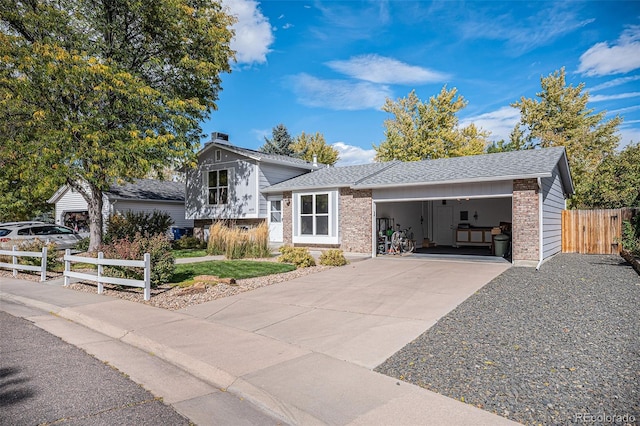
2,291,300,425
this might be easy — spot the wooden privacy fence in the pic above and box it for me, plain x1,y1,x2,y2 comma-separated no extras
562,208,635,255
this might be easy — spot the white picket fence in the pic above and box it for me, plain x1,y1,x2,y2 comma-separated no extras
0,246,48,282
63,249,151,301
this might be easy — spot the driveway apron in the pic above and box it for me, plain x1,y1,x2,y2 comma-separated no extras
179,257,511,369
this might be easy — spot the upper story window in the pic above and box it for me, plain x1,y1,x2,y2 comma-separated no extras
300,193,329,235
215,150,222,162
208,170,228,205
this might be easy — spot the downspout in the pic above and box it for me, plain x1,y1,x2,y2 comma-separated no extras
536,177,544,270
371,201,377,258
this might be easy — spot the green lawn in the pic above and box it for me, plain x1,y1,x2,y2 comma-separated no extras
170,260,296,286
172,248,208,258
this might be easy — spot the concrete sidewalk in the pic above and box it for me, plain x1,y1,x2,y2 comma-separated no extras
0,258,518,425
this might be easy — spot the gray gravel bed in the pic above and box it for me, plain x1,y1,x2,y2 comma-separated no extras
375,254,640,425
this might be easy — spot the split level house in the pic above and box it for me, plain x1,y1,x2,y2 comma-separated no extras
188,134,574,267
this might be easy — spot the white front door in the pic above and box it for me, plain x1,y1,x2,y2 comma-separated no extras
435,205,453,246
268,197,283,243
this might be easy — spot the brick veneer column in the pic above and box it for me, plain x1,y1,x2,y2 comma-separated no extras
282,191,293,246
512,179,539,265
339,188,372,253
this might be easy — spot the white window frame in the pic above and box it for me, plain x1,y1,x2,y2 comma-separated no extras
215,149,222,162
293,190,339,244
207,169,229,206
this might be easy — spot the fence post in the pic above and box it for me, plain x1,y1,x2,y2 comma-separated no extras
40,246,48,282
11,245,18,277
143,253,151,301
97,252,104,295
64,249,71,286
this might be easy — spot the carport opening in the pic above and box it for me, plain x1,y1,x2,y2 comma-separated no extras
375,198,512,260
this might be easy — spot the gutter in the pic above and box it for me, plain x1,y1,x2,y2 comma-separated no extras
352,172,553,190
536,177,544,270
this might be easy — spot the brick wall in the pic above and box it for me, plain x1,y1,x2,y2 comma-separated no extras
282,191,292,245
512,179,539,264
339,188,372,253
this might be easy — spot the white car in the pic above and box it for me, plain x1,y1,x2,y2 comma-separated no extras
0,222,83,250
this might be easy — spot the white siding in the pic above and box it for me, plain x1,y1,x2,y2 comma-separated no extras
54,188,89,225
258,163,313,216
185,149,259,220
372,180,513,201
541,166,566,259
113,201,193,228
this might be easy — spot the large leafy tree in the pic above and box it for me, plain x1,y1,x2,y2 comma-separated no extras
291,131,339,166
374,86,488,162
511,68,622,207
0,0,235,250
581,143,640,208
260,123,295,156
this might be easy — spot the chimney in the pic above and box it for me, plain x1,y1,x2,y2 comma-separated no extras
312,154,318,168
211,132,230,145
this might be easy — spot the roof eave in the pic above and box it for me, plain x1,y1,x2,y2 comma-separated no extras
352,173,553,190
201,142,319,170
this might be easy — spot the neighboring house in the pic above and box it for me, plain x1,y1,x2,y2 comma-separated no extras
185,133,322,242
262,147,574,267
48,179,193,236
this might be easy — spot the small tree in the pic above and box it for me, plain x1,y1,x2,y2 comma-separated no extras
260,124,295,156
292,131,339,165
374,87,488,162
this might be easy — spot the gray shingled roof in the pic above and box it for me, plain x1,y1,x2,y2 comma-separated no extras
262,161,399,192
201,142,321,169
354,146,569,188
106,179,185,202
263,147,573,193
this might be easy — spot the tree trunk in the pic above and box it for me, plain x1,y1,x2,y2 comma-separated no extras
85,184,104,252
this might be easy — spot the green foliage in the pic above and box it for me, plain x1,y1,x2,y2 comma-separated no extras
75,237,91,252
105,211,174,243
511,68,622,207
278,246,316,268
622,216,640,257
207,221,271,259
319,249,348,266
100,234,175,288
170,260,296,286
292,131,340,165
260,124,295,156
16,239,60,270
172,236,206,250
0,0,235,251
580,143,640,208
374,86,488,162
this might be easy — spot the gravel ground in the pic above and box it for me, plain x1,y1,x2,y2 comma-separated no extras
375,254,640,426
0,263,331,311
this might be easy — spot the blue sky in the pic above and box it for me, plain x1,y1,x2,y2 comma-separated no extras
204,0,640,165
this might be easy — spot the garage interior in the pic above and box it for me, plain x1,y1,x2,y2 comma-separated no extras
375,197,512,259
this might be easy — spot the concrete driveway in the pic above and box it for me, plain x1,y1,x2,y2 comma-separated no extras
179,256,511,369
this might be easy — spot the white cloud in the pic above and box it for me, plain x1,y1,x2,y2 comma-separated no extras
460,106,521,142
333,142,376,166
618,126,640,149
222,0,274,65
590,92,640,102
462,3,594,55
608,105,640,115
578,26,640,76
289,73,392,110
326,54,450,85
591,75,640,92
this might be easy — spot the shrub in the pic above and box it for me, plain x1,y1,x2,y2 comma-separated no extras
278,246,315,268
100,233,175,287
622,215,640,257
172,235,205,250
105,210,174,243
75,237,90,252
16,239,61,270
319,249,348,266
207,221,271,259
